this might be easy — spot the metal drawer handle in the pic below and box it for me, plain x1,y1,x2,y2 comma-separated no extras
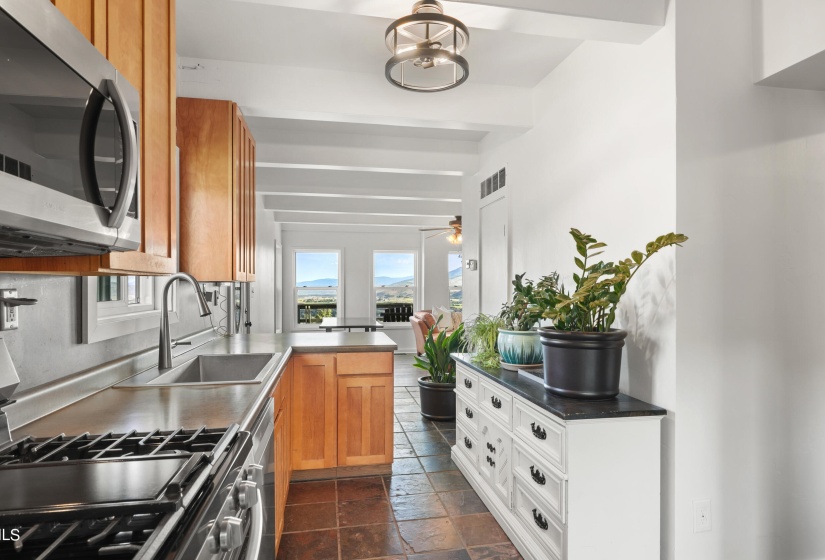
464,378,473,389
486,456,495,467
465,407,474,419
464,437,473,449
532,508,549,531
530,422,547,440
530,465,546,486
486,442,496,453
491,396,502,409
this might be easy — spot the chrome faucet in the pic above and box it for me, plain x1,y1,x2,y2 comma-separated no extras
158,273,211,369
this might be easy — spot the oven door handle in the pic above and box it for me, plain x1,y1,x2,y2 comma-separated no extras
105,78,138,228
245,487,265,559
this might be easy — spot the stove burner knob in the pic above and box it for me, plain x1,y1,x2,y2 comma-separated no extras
236,480,259,510
245,463,264,487
210,516,243,553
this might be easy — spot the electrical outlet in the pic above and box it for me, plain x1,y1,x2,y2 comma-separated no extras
694,499,712,533
0,289,19,331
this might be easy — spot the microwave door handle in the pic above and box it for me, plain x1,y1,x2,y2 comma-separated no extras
106,78,138,229
79,88,106,208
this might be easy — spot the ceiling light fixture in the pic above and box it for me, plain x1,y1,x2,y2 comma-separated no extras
385,1,469,93
447,231,463,245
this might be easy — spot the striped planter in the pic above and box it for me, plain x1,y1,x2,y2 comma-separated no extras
497,329,543,371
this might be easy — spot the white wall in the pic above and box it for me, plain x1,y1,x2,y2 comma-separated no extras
675,1,825,558
755,0,825,81
250,196,281,334
281,228,457,353
422,232,461,314
462,8,678,556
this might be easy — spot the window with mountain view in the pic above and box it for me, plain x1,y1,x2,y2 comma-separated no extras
374,251,415,323
449,252,463,311
295,251,340,325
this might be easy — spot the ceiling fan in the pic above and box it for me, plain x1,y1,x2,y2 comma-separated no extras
421,216,462,244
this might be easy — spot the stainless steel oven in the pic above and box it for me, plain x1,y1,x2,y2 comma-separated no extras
0,0,140,257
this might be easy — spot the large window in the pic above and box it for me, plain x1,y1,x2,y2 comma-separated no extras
448,252,463,311
374,251,415,323
295,251,340,325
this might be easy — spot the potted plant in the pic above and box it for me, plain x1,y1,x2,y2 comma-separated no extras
464,313,504,369
497,273,546,370
536,229,688,399
413,319,465,420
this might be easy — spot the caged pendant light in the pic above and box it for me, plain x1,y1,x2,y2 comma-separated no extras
385,1,469,92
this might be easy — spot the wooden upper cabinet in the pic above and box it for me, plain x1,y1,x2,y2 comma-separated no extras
291,354,337,470
0,0,178,275
178,98,256,282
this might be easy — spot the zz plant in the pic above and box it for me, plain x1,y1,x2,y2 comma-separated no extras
413,319,465,384
537,228,688,332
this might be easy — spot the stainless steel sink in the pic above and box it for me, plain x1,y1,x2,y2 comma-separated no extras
146,353,280,386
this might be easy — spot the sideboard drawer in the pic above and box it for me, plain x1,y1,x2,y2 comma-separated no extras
513,477,565,560
456,392,479,433
456,420,479,469
456,365,479,401
479,380,513,429
513,438,566,523
513,397,566,473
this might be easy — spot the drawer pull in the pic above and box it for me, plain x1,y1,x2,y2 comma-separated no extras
463,437,473,449
464,378,473,389
486,442,496,453
491,396,502,409
530,422,547,440
529,465,546,486
486,456,496,467
465,407,474,419
532,508,549,531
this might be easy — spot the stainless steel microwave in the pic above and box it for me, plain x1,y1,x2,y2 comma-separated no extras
0,0,140,257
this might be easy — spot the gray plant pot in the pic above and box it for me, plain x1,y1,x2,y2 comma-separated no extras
538,327,627,400
418,376,456,420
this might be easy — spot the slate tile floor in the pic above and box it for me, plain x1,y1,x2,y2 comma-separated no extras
276,355,523,560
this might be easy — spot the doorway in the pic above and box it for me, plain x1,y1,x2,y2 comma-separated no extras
479,196,508,315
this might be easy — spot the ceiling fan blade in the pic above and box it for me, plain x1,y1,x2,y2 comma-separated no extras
419,227,450,232
426,231,449,239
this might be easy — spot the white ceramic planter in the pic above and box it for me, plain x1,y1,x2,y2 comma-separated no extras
497,329,543,371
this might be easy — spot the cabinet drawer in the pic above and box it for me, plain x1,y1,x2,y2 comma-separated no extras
456,365,478,401
479,380,512,429
513,477,565,560
513,397,566,473
455,420,479,468
513,438,566,523
456,392,479,432
337,352,394,375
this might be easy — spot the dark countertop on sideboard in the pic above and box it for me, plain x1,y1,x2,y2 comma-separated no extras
452,353,666,421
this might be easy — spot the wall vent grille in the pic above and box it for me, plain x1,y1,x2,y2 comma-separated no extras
480,167,505,199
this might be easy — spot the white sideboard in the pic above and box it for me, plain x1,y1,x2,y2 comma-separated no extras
452,358,664,560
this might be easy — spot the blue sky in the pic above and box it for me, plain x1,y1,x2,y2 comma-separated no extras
374,252,415,280
296,252,339,283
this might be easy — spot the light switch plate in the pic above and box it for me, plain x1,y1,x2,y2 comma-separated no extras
0,289,19,331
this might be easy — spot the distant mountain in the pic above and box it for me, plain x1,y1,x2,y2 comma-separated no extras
449,267,462,280
374,275,414,287
297,278,339,287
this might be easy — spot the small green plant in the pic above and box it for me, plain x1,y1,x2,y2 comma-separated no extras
537,229,688,332
412,319,465,384
464,313,504,368
499,272,547,331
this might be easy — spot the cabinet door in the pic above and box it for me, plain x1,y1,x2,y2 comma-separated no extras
291,355,337,470
478,411,513,507
337,375,394,466
3,0,178,276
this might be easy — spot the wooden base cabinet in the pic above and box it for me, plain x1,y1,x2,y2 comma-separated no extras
337,375,394,466
290,354,337,470
452,363,662,560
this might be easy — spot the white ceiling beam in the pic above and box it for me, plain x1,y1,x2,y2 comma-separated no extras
257,184,460,202
263,194,460,216
178,57,533,134
281,223,427,234
229,0,666,44
270,211,450,227
255,166,462,193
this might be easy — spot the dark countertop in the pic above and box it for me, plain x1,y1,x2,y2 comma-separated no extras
13,332,397,438
452,353,666,421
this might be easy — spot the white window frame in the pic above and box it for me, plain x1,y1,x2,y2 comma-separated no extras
293,249,343,330
82,276,179,344
371,250,417,327
448,251,463,311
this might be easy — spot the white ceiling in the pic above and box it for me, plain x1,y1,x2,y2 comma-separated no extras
176,0,666,231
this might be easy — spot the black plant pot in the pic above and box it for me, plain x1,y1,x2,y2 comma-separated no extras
418,376,457,420
538,327,627,400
